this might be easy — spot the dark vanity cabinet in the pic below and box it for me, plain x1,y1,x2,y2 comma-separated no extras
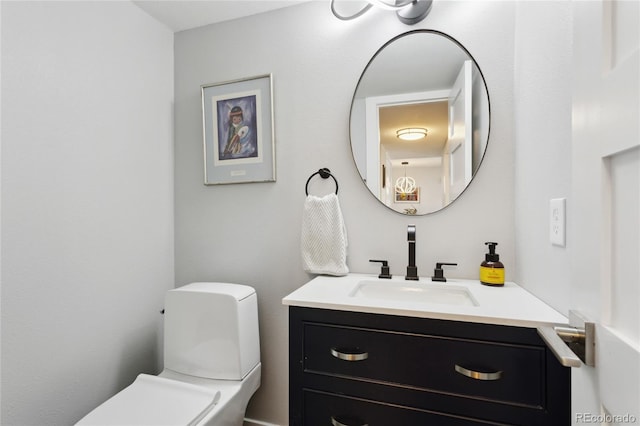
289,306,570,425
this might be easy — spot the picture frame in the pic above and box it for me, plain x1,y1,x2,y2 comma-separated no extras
201,74,275,185
395,188,420,203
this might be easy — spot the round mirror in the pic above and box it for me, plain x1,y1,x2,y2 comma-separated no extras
350,30,490,215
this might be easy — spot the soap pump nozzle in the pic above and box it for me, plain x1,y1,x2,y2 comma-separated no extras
484,242,500,262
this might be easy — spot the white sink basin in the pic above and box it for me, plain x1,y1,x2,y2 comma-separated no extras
349,280,478,307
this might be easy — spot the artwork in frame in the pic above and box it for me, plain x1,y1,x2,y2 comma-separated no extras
395,188,420,203
201,74,275,185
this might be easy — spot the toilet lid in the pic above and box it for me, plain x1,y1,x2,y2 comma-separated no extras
76,374,220,426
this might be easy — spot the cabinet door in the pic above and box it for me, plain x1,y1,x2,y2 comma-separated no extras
303,390,493,426
304,323,545,407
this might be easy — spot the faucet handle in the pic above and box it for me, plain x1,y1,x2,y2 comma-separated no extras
432,262,457,282
369,259,392,279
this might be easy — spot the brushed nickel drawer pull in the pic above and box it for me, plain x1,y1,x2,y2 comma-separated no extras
330,347,369,361
455,364,503,381
331,415,368,426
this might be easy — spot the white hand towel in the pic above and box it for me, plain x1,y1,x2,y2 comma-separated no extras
301,193,349,276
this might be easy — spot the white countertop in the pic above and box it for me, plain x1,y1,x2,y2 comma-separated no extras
282,273,568,328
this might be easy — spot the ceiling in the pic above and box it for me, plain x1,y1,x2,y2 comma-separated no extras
133,0,313,32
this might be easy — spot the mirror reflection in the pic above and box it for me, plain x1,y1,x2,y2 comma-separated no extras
350,30,490,215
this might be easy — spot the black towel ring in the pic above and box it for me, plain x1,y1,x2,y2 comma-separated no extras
305,168,339,195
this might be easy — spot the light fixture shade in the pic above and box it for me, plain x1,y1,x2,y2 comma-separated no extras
395,161,416,194
395,176,416,194
396,128,428,141
330,0,432,25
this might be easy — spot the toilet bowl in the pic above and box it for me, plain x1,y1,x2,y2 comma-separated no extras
76,282,261,426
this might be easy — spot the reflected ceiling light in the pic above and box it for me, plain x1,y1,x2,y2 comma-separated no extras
395,161,416,194
396,127,428,141
331,0,433,25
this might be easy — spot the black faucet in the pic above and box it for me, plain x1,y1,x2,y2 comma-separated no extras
405,224,419,280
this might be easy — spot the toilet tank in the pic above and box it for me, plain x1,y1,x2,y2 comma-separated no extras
164,282,260,380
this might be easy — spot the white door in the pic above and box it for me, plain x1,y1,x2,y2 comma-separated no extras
447,60,473,201
571,1,639,424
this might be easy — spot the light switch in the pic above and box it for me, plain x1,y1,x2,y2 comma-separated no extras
550,198,566,247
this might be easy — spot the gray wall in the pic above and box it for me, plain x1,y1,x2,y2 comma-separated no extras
513,1,572,313
174,2,516,423
1,2,174,424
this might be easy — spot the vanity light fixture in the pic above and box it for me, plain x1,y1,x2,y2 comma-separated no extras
396,127,428,141
331,0,433,25
395,161,416,194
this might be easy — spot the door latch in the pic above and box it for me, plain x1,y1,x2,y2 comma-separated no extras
538,310,595,368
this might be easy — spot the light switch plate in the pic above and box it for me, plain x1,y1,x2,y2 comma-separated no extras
550,198,566,247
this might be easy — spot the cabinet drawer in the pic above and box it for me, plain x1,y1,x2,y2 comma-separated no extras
303,389,494,426
304,323,545,407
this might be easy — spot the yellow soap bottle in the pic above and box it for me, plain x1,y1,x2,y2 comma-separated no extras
480,242,504,286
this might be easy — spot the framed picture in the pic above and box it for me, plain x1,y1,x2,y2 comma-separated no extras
395,188,420,203
201,74,275,185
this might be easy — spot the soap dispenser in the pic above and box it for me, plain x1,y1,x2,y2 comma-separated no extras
480,242,504,286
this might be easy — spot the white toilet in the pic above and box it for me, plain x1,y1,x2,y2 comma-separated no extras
76,282,261,426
